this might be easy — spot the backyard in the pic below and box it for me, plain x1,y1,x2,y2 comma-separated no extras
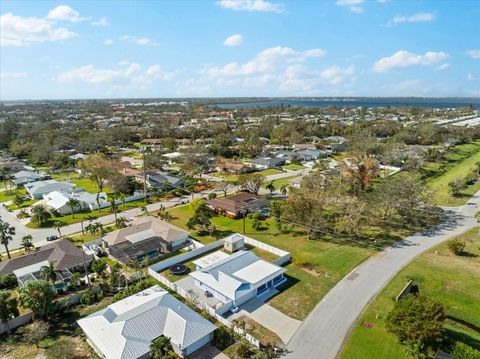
339,228,480,359
164,204,375,320
425,141,480,206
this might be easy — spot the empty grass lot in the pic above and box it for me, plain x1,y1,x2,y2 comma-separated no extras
262,175,299,190
425,141,480,206
339,228,480,359
165,204,374,320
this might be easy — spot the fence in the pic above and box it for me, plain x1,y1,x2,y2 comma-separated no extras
0,312,33,335
242,235,291,266
149,240,225,273
148,267,260,348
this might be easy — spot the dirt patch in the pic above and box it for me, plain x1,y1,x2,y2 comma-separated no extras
362,321,375,329
234,315,285,348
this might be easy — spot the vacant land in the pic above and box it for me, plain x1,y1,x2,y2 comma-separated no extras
282,164,304,171
426,141,480,206
165,204,374,320
339,228,480,359
262,175,298,190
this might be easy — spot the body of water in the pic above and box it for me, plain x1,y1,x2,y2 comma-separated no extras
211,98,480,109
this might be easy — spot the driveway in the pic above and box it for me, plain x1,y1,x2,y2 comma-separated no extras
285,191,480,359
231,297,302,344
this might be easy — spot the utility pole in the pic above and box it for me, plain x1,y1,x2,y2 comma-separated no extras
142,146,147,207
242,210,246,235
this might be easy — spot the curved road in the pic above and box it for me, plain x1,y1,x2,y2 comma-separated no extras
286,191,480,359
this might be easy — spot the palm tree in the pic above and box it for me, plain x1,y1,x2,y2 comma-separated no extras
30,204,52,226
41,261,57,287
0,290,19,335
116,216,127,229
21,235,34,252
66,198,82,219
266,180,275,194
53,221,65,238
0,217,15,259
150,336,172,359
109,194,119,222
280,184,288,196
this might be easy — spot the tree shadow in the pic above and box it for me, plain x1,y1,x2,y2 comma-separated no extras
446,328,480,351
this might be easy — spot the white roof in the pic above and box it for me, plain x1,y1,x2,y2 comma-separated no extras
162,152,181,158
13,260,49,278
26,180,75,195
193,250,229,269
77,285,216,359
224,234,244,244
233,260,283,285
44,190,107,210
190,250,284,301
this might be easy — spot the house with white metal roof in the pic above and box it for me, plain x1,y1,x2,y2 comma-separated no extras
25,180,76,199
77,285,216,359
189,250,286,307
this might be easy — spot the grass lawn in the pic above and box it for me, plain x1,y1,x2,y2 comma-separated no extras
211,172,240,182
262,175,298,189
426,141,480,206
339,228,480,359
6,199,37,210
165,204,375,320
257,168,283,176
26,199,146,228
0,188,26,203
282,164,304,171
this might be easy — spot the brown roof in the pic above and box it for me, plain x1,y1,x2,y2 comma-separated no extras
111,161,132,170
206,193,268,215
119,167,141,177
141,139,162,144
218,161,246,172
0,240,92,277
103,216,188,246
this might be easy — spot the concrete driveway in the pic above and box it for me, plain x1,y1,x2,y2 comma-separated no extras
285,191,480,359
231,297,302,344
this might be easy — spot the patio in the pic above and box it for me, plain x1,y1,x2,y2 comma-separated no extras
176,276,223,309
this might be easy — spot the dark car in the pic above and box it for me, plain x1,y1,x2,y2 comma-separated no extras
46,235,59,242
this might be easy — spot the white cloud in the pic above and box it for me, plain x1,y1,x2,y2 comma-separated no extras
467,49,480,59
203,46,326,77
120,35,158,46
47,5,85,22
92,17,109,27
468,73,480,81
217,0,285,13
373,50,449,72
0,12,78,46
223,34,244,46
336,0,364,14
0,72,27,79
57,62,177,90
103,39,113,45
434,63,450,71
386,12,435,26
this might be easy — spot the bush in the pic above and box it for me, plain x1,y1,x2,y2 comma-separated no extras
0,274,18,289
386,295,445,349
208,192,217,199
236,342,253,358
447,238,465,255
80,289,97,305
213,326,234,350
451,342,480,359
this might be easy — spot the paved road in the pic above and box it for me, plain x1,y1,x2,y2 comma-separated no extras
285,191,480,359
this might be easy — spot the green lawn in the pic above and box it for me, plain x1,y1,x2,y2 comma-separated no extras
282,164,304,171
257,168,283,176
26,199,146,228
0,188,26,203
165,204,375,320
211,172,240,182
426,141,480,206
6,199,37,210
262,175,298,190
339,228,480,359
51,172,112,194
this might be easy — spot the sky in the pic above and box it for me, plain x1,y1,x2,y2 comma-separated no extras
0,0,479,100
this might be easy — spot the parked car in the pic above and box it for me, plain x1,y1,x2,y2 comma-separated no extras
46,235,59,242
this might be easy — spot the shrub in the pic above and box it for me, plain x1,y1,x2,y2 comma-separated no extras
213,326,234,350
386,295,445,350
0,274,18,289
80,289,97,305
236,342,253,358
447,238,465,255
208,192,217,199
451,342,480,359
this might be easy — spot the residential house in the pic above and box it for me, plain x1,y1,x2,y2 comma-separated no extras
102,216,190,263
136,171,182,191
68,153,88,161
216,160,249,174
77,285,216,359
0,240,93,285
43,190,108,215
190,248,286,308
140,138,163,146
11,169,47,187
288,176,304,189
249,156,286,170
25,180,76,199
206,192,269,219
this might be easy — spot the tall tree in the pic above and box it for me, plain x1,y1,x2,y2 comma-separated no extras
21,234,34,252
150,336,173,359
41,261,57,287
216,181,235,198
340,154,379,193
19,280,55,320
78,153,114,195
30,204,52,226
66,198,82,219
0,217,15,259
238,173,265,195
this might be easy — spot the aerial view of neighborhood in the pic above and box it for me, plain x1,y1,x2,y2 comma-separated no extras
0,1,479,359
